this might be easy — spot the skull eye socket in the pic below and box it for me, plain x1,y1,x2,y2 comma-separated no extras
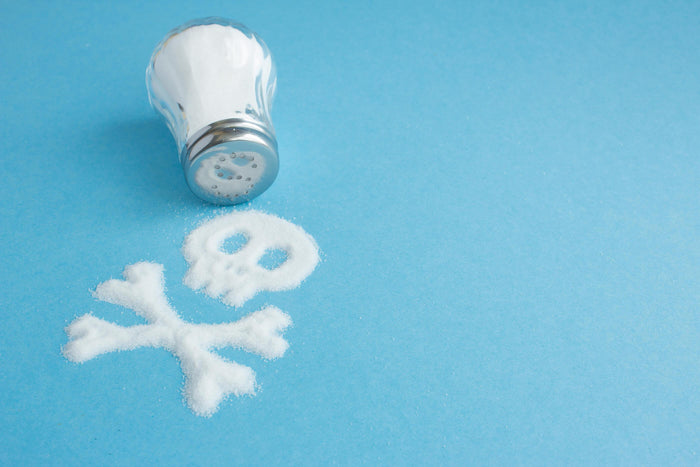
221,233,248,254
258,248,288,270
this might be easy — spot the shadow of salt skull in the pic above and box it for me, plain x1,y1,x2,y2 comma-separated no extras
183,211,319,307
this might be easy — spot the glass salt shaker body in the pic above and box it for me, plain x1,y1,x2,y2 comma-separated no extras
146,17,278,205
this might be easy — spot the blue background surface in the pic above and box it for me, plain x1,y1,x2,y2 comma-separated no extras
1,0,699,464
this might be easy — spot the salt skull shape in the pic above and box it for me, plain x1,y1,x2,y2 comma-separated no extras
183,211,319,307
146,18,278,205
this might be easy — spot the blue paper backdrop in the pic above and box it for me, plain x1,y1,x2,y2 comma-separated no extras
1,0,699,464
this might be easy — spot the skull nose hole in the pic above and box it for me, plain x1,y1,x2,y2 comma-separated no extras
221,233,247,254
258,248,288,270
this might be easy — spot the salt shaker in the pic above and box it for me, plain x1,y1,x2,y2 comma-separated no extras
146,18,278,205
